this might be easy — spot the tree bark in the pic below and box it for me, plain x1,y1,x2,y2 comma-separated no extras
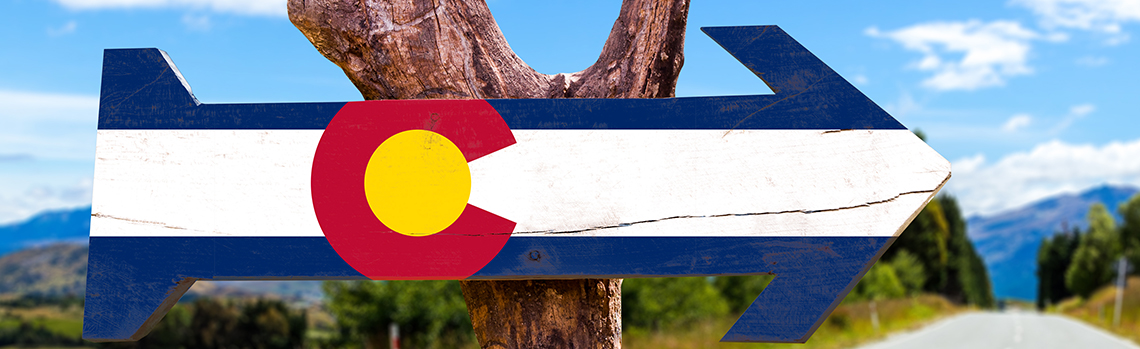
288,0,687,100
289,0,689,347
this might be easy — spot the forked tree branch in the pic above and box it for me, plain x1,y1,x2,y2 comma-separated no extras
288,0,688,100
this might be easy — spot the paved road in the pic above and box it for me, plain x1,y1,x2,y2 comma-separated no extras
853,311,1139,349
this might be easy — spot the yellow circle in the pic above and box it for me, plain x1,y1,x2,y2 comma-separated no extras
364,130,471,236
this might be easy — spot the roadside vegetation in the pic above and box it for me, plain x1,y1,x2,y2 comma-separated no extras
1036,193,1140,344
0,295,85,348
624,293,962,349
0,295,317,349
1049,276,1140,344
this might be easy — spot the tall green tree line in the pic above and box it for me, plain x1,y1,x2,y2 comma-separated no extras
1037,194,1140,308
867,195,995,307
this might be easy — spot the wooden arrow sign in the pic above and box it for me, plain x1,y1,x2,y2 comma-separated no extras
84,26,950,343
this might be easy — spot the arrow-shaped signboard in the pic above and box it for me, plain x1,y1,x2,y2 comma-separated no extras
84,26,950,343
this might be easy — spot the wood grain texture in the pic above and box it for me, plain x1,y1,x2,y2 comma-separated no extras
90,129,944,239
461,279,622,349
469,129,944,236
92,130,323,237
287,0,688,100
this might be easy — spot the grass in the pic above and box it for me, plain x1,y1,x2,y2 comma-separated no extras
1058,276,1140,345
0,303,85,339
623,294,964,349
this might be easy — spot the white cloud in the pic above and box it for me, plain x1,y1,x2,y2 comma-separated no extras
182,13,212,31
1069,103,1095,116
949,138,1140,216
867,20,1059,91
53,0,286,17
47,21,78,36
0,179,92,225
0,89,98,160
0,90,98,123
954,154,987,173
1012,0,1140,43
884,91,922,120
1076,55,1110,66
1051,103,1094,133
0,89,96,223
851,74,869,85
1003,113,1033,132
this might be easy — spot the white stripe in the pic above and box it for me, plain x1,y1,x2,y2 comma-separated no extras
91,129,949,238
468,129,948,237
92,130,324,237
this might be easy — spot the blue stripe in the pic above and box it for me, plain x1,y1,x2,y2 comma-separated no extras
97,25,905,131
473,236,892,342
83,237,364,341
98,101,347,130
100,95,901,130
486,94,902,129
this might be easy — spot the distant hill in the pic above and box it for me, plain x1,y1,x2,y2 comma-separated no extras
0,206,91,256
0,205,324,300
0,241,325,301
0,243,87,296
968,184,1139,301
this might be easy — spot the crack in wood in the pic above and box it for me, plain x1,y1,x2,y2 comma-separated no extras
499,188,940,236
91,213,195,232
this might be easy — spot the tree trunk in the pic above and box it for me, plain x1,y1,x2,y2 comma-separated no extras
289,0,689,347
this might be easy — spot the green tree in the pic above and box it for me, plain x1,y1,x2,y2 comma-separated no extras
235,299,308,349
1119,194,1140,269
889,250,926,295
623,277,729,331
138,304,192,348
850,263,905,301
940,195,995,307
877,195,994,307
189,298,240,349
99,298,307,349
1066,204,1121,298
712,275,773,314
323,280,473,349
1036,226,1080,309
883,198,950,293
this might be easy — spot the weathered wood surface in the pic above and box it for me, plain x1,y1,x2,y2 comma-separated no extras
288,0,689,100
461,279,622,349
289,0,687,347
92,129,941,239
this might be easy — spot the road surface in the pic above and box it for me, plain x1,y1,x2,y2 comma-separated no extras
853,310,1139,349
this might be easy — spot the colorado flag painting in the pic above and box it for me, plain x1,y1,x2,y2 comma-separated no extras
84,26,951,343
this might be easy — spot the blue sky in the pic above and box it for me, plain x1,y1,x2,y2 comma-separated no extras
2,0,1140,223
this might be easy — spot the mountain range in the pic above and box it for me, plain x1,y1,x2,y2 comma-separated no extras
0,243,87,296
0,206,91,257
0,207,323,301
967,184,1139,301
